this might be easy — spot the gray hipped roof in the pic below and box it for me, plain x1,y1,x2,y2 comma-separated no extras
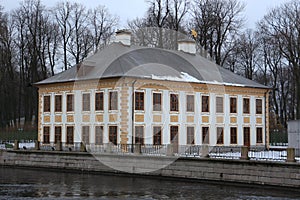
35,42,269,89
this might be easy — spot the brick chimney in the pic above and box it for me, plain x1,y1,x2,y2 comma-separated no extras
178,39,196,54
115,29,131,46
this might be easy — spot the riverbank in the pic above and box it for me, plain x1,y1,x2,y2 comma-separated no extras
1,149,300,188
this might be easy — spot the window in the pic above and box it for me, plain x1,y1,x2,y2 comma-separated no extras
243,98,250,114
256,99,262,114
67,94,74,112
109,126,118,145
170,126,179,144
109,91,118,110
244,127,250,146
216,127,224,144
202,127,209,144
153,93,162,111
55,95,62,112
95,126,104,145
43,126,50,144
82,93,90,111
66,126,74,145
186,95,194,112
95,92,104,111
230,97,237,113
187,126,194,145
202,95,209,112
230,127,237,144
216,97,223,113
54,126,62,144
43,96,50,112
82,126,90,144
256,127,263,143
135,126,144,144
153,126,162,145
135,92,144,110
170,94,179,112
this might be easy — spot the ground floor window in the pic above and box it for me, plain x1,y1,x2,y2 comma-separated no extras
66,126,74,145
256,127,263,143
109,126,118,145
135,126,144,144
54,126,62,144
82,126,90,144
187,126,194,145
95,126,104,145
153,126,162,145
43,126,50,144
230,127,237,144
170,126,179,144
216,127,224,144
202,127,209,144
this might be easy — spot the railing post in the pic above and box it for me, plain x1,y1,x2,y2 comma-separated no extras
286,148,296,162
200,145,209,158
134,143,141,155
80,142,87,152
13,140,19,150
240,146,249,160
35,140,40,150
56,140,62,151
166,144,173,156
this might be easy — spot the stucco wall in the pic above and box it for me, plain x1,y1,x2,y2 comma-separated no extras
1,150,299,187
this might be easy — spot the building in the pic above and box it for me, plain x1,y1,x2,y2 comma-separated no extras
35,30,270,150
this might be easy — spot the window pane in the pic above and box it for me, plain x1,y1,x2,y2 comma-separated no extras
153,126,162,145
109,91,118,110
230,97,237,113
135,126,144,144
216,97,223,113
170,94,179,111
66,126,74,145
153,93,162,111
202,127,209,144
109,126,118,145
82,126,90,144
82,93,90,111
217,127,224,144
256,127,263,143
43,126,50,144
95,92,104,111
135,92,144,110
43,96,50,112
54,126,62,144
256,99,262,114
55,95,62,112
170,126,178,144
67,94,74,112
230,127,237,144
243,98,250,114
186,95,194,112
95,126,103,145
202,96,209,112
187,127,194,145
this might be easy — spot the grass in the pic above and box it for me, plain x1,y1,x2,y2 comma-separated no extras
0,130,37,142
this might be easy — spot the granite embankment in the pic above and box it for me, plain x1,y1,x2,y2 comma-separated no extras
1,150,300,188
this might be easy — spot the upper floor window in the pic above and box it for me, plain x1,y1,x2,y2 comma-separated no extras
43,96,50,112
243,98,250,114
109,91,118,110
187,126,195,145
135,92,144,111
95,92,104,111
256,99,262,114
153,126,162,145
55,95,62,112
186,95,194,112
202,95,209,113
170,94,179,112
216,97,223,113
230,97,237,113
153,93,162,111
82,93,90,111
66,94,74,112
216,127,224,144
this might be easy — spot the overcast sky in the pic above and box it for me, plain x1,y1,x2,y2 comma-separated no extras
1,0,288,29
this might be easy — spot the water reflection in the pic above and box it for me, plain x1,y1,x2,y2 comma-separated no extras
0,167,299,200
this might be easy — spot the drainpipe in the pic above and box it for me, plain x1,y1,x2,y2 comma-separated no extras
131,80,137,153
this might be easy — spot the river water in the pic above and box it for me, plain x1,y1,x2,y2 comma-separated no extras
0,167,299,200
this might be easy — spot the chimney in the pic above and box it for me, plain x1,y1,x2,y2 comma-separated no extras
178,39,196,54
115,29,131,46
